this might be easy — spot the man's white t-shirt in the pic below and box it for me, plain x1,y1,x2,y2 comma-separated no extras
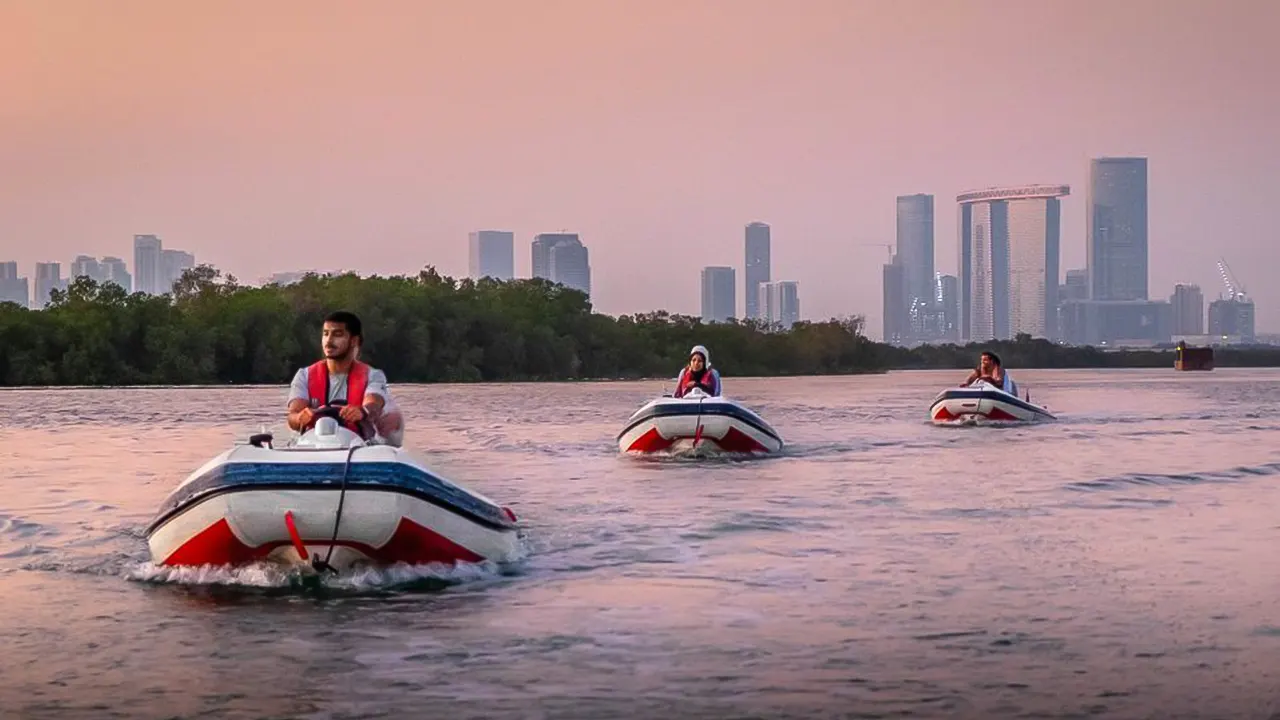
287,365,391,407
286,363,403,446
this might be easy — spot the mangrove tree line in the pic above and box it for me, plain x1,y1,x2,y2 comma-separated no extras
0,265,1275,386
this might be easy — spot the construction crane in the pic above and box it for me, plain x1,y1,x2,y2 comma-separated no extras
1217,257,1247,301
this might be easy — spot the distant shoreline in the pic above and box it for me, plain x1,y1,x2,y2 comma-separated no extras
6,361,1280,391
4,269,1278,388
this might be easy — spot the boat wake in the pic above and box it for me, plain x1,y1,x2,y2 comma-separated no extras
1064,461,1280,493
620,445,778,463
124,554,526,594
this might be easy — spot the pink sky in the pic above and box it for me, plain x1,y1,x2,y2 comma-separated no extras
1,0,1277,336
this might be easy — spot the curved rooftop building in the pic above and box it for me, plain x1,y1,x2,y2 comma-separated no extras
957,184,1069,341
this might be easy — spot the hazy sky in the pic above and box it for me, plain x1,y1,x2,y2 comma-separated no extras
2,0,1277,336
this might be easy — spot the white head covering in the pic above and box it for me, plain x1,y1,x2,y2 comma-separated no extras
689,344,711,367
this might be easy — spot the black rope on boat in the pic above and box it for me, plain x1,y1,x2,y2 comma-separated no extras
312,444,360,574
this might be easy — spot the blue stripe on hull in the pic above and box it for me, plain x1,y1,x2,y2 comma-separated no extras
932,389,1054,418
147,462,515,536
618,401,781,444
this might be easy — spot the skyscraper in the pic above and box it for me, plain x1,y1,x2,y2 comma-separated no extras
1087,157,1148,301
895,194,935,329
1061,268,1088,301
468,230,515,280
744,222,771,320
532,233,591,297
957,185,1068,341
532,233,577,281
0,261,29,307
1170,284,1204,335
100,256,132,292
161,249,196,293
70,255,106,283
34,262,66,308
1208,297,1255,341
759,280,800,329
700,266,736,322
1056,269,1089,341
937,273,959,343
133,234,163,294
882,258,906,345
71,255,132,292
549,241,590,297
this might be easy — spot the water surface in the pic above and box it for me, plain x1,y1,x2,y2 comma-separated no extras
2,369,1280,719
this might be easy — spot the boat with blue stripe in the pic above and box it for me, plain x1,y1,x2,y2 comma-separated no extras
145,415,521,573
929,379,1056,424
617,388,783,454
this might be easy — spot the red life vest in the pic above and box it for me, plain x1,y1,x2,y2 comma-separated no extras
676,367,719,397
305,360,370,433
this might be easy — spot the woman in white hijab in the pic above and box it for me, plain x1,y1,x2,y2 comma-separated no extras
673,345,722,398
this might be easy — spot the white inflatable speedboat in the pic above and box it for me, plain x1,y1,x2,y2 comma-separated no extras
928,379,1056,424
616,388,783,454
146,410,520,572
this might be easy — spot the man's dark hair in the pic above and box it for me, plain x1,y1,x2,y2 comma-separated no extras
982,350,1002,367
324,310,362,341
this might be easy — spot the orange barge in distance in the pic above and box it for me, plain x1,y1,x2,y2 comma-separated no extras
1174,341,1214,371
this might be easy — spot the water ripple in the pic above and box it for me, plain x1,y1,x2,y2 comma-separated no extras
2,369,1280,718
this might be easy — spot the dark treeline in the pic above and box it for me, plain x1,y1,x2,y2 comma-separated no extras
1,265,1277,387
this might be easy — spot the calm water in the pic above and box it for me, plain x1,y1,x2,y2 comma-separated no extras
2,369,1280,719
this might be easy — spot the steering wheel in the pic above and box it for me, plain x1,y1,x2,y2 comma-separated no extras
309,400,374,439
311,399,347,421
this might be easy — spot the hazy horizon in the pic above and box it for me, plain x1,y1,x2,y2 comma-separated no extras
2,0,1277,336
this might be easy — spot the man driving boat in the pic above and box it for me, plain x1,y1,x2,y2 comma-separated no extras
673,344,722,398
962,350,1017,395
286,311,403,445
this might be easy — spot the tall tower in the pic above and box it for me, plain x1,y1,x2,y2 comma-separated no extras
882,258,906,345
700,266,736,322
1087,157,1148,301
1170,283,1204,335
161,249,195,293
743,222,771,320
532,233,591,297
133,234,163,294
469,230,515,280
34,262,66,308
957,185,1068,341
895,194,935,333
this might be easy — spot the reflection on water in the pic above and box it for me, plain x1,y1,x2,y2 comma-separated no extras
2,368,1280,718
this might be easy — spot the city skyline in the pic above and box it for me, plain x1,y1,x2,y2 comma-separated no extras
1,1,1276,333
0,162,1259,333
0,194,1261,339
876,155,1261,346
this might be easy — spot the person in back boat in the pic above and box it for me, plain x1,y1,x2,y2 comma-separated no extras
962,350,1017,395
673,345,722,398
286,310,404,446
